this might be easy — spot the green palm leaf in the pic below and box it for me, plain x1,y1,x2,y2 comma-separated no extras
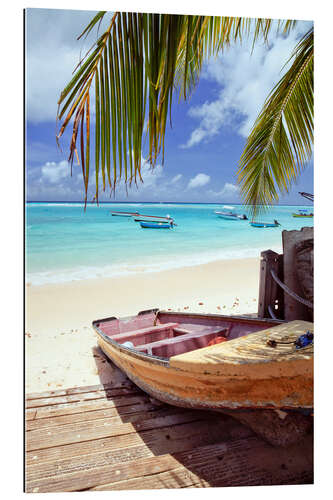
237,28,313,219
57,12,303,206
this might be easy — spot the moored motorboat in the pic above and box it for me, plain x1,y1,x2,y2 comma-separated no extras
215,206,248,220
215,211,240,220
93,309,313,411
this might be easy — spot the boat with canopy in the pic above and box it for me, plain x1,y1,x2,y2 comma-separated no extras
214,206,248,220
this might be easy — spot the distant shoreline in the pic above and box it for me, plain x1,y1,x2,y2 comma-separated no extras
26,200,314,206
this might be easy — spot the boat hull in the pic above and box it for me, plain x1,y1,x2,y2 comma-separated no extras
250,222,278,228
216,214,239,220
95,313,313,411
140,221,172,228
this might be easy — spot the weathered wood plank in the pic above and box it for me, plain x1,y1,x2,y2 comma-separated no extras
26,394,149,420
258,250,281,318
25,435,313,493
26,386,139,409
26,418,253,483
26,382,134,400
91,435,313,490
26,412,203,451
26,415,249,466
282,227,313,321
26,400,164,430
94,467,209,489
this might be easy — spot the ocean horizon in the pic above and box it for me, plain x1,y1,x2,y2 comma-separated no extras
26,201,314,286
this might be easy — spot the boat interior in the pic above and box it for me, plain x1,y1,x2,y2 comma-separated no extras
94,311,280,359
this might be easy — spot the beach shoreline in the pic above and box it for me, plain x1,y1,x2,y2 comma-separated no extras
25,256,260,393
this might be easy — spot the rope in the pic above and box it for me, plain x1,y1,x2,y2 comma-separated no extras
270,269,313,309
267,304,278,319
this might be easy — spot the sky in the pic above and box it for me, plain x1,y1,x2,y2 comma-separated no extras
25,8,314,204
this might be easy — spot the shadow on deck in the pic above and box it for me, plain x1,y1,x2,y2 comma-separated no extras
25,346,313,493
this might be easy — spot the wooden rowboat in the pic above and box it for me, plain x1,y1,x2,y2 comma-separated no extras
93,310,313,411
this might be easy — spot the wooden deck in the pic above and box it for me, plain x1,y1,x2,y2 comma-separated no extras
25,374,313,492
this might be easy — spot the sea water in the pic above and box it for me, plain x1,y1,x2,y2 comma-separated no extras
26,202,314,285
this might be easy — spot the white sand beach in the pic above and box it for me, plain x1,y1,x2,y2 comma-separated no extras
25,257,260,393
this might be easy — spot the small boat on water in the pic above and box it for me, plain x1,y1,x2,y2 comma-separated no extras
250,220,280,228
134,214,174,223
215,211,248,220
140,221,174,229
111,210,139,217
93,309,313,410
215,206,248,221
292,209,314,218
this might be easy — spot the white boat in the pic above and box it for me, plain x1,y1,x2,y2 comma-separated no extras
215,208,248,221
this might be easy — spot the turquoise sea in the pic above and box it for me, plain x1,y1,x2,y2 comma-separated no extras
26,202,314,285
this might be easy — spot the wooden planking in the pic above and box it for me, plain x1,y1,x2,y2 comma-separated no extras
26,399,165,430
26,411,203,451
92,437,313,490
26,394,150,420
26,413,251,475
26,416,250,467
26,386,139,409
25,382,313,492
26,435,313,492
26,382,133,400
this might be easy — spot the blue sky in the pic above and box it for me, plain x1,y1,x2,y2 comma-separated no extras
25,8,314,204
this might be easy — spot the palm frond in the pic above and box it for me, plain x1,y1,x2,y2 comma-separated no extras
237,28,313,219
57,12,300,205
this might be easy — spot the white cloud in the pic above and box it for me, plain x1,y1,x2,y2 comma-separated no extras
181,21,313,148
26,9,108,123
41,160,70,183
171,174,183,184
207,183,240,202
220,182,239,196
187,173,210,189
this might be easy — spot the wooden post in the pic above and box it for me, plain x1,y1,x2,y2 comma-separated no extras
258,250,281,319
282,227,313,322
